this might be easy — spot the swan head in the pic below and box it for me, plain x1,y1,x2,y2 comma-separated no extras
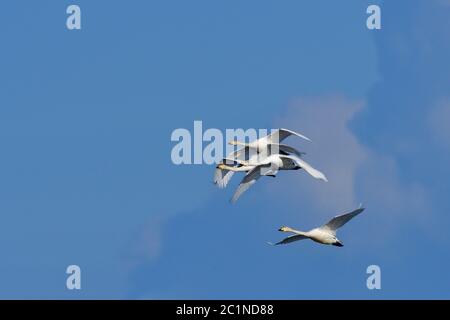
217,163,227,170
278,226,293,233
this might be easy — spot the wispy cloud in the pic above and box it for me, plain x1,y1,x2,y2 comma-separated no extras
272,95,367,215
271,95,431,241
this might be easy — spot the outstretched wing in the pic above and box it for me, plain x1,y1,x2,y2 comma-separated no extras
265,128,311,144
269,234,308,245
213,167,235,188
231,164,269,203
280,154,328,182
214,158,245,188
321,206,365,233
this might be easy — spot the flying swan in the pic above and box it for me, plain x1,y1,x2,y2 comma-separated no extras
269,206,365,247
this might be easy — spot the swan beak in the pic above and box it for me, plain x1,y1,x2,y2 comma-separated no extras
228,140,238,145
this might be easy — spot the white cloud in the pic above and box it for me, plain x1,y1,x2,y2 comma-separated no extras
270,95,431,241
271,95,367,215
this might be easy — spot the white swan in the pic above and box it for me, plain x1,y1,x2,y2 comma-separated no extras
218,154,327,203
269,206,365,247
214,128,310,189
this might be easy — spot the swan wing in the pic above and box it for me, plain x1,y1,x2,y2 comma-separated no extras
269,234,308,245
266,128,311,143
321,206,365,233
231,165,268,203
281,155,328,181
213,167,235,188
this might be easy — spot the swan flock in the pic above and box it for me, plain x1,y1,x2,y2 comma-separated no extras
214,128,327,203
212,128,365,248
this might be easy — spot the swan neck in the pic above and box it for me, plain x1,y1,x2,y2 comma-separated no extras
288,228,306,235
219,164,254,172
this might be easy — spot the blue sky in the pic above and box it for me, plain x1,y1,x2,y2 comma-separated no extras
0,0,449,299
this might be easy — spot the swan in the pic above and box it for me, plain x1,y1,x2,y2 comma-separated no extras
218,154,327,203
269,206,365,247
214,128,310,189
